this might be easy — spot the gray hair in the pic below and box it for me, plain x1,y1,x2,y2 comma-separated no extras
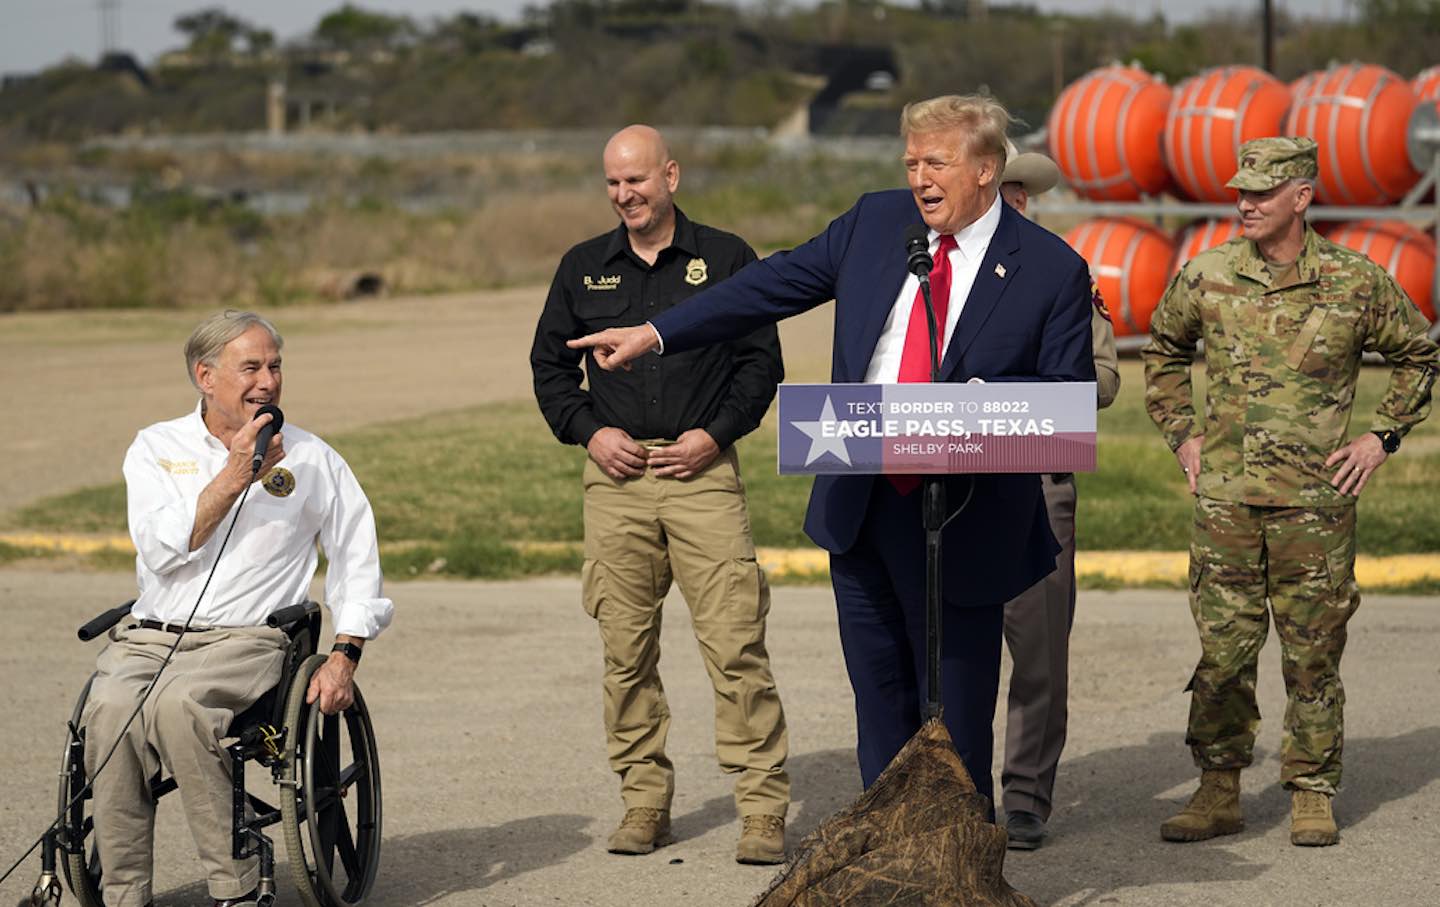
900,94,1011,171
184,310,283,389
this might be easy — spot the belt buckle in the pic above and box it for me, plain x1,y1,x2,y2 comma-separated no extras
140,618,204,633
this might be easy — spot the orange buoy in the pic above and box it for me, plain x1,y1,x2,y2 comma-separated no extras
1164,66,1292,202
1064,218,1176,335
1286,63,1421,205
1172,220,1245,277
1048,64,1172,201
1290,71,1321,98
1415,65,1440,102
1324,220,1436,320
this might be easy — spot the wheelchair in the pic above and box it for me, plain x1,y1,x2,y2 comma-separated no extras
26,601,381,907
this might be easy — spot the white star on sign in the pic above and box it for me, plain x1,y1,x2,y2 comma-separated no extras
792,395,853,466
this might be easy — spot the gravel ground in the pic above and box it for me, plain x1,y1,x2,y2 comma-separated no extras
0,571,1435,907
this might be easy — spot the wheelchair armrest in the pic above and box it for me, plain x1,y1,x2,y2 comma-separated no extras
266,600,320,631
78,601,137,642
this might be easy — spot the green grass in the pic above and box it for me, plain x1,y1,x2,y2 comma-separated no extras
6,362,1439,580
0,540,44,565
12,484,129,535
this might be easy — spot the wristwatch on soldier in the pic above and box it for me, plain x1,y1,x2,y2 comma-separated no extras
1371,429,1401,454
331,641,363,665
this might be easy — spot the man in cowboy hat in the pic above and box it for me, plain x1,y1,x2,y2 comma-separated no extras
997,141,1120,850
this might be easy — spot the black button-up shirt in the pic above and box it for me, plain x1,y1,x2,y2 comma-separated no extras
531,208,783,450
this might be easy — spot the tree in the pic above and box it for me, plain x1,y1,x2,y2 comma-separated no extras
174,7,254,61
1357,0,1440,26
431,12,502,53
313,4,417,53
173,7,276,61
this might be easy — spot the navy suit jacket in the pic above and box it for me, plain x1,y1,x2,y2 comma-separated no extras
653,189,1096,605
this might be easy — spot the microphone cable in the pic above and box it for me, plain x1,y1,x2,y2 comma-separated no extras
0,478,256,890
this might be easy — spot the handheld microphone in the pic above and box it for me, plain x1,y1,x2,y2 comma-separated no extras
904,223,933,280
251,404,284,475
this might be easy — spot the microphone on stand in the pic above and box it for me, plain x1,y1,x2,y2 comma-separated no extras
902,224,941,382
904,223,934,282
251,404,285,475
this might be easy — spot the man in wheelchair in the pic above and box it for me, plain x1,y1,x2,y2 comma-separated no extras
75,310,393,907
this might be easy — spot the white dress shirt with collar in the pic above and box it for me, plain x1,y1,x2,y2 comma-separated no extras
123,402,395,639
864,192,1003,383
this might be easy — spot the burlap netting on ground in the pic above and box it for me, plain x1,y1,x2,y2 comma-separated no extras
753,718,1038,907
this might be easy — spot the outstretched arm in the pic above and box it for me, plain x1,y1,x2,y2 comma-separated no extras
571,194,871,371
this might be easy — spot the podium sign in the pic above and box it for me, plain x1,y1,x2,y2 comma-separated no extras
777,382,1097,475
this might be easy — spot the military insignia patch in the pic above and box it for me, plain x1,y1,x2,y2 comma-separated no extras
685,258,708,286
260,466,296,498
1091,281,1112,322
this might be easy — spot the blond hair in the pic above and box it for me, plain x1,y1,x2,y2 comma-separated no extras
184,310,283,389
900,94,1011,170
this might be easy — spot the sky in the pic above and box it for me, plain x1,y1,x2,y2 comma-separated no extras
2,0,1353,75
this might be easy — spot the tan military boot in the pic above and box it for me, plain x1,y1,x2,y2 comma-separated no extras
607,807,674,855
1291,790,1339,846
736,814,786,865
1160,769,1244,842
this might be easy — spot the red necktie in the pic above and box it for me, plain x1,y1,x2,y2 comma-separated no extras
890,233,956,495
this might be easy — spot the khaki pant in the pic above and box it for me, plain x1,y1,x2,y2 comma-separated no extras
83,623,287,907
1002,473,1077,821
582,447,789,818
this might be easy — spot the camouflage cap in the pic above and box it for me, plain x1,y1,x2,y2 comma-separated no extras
1225,136,1319,191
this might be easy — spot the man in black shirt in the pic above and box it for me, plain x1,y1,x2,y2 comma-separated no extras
530,125,789,864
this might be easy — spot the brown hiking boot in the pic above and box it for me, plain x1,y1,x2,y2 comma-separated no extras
736,814,786,865
1160,769,1244,842
607,807,673,855
1291,790,1339,846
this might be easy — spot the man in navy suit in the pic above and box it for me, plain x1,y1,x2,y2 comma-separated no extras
569,95,1095,810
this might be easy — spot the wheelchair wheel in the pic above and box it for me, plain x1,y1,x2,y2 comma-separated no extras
279,655,382,907
58,675,105,907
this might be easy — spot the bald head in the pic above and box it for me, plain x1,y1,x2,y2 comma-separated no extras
604,124,672,170
604,124,680,244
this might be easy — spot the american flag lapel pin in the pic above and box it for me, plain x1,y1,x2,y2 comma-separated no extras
994,263,1006,278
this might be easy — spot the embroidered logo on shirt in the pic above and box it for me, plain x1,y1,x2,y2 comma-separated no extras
583,275,621,291
685,258,709,286
157,458,198,475
260,467,296,498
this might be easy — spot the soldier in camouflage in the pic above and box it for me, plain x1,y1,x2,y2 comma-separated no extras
1143,136,1438,848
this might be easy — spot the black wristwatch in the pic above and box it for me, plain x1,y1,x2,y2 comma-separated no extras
1372,430,1401,454
331,641,363,665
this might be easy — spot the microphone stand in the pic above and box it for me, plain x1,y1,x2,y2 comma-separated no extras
918,275,945,722
915,268,976,723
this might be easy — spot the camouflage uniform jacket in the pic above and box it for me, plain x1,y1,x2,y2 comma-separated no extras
1143,226,1438,507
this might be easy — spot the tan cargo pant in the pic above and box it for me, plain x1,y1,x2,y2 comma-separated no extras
582,446,790,818
82,623,288,907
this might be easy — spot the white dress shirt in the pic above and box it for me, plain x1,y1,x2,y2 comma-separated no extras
123,403,395,639
864,192,1003,383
